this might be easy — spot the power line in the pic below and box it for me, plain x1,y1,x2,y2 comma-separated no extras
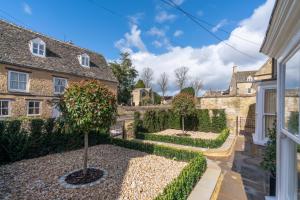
87,0,185,48
161,0,258,60
166,0,260,46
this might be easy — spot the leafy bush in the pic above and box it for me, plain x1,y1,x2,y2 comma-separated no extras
133,111,143,136
261,123,276,177
197,109,211,132
180,87,195,97
136,129,230,148
211,109,227,133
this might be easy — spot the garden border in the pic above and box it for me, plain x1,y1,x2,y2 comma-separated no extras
136,129,230,148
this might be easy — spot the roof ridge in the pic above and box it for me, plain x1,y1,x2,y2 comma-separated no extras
0,19,102,56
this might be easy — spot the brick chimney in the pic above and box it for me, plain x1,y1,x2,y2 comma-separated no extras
233,65,238,73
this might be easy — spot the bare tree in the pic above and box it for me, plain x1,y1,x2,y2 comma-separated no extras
141,67,154,88
157,72,169,99
174,66,189,90
191,77,203,97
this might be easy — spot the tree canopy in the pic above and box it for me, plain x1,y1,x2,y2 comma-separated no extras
135,79,146,88
180,87,195,97
110,52,138,105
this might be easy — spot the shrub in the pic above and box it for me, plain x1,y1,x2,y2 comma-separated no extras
211,109,227,133
45,118,55,134
180,87,195,97
143,110,159,133
172,93,196,134
133,111,143,136
197,109,211,132
136,129,230,148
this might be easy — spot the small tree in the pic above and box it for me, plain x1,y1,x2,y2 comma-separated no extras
62,80,117,175
157,72,168,99
180,87,195,97
172,93,195,135
135,79,146,88
174,66,189,90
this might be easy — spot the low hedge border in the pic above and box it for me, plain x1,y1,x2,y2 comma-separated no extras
136,129,230,148
111,138,207,200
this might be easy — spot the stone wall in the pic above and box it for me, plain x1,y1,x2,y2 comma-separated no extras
198,95,256,133
0,64,118,118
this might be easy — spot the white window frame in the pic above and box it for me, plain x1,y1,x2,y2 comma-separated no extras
27,101,42,116
276,42,300,200
247,75,253,82
79,54,90,67
0,100,11,117
8,70,29,92
29,38,46,57
53,77,68,94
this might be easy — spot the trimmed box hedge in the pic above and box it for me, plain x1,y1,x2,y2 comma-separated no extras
111,138,207,200
140,109,226,134
136,129,230,148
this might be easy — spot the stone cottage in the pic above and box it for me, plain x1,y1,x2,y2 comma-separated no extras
0,20,118,119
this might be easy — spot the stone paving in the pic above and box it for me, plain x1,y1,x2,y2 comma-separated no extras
209,134,269,200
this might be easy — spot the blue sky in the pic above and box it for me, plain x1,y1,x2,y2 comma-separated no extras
1,0,265,59
0,0,274,94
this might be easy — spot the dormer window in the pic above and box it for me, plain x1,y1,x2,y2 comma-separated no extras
247,75,253,82
30,38,46,57
79,54,90,67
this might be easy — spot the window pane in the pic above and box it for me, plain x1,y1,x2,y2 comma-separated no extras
265,89,276,114
1,101,8,108
265,115,276,136
33,43,38,48
1,108,8,116
10,72,18,81
35,102,40,107
34,108,39,114
19,74,26,82
33,48,38,54
39,48,44,55
29,102,34,108
284,49,300,134
10,81,18,89
19,82,26,90
28,108,34,115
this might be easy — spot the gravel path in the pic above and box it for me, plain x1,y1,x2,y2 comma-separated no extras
0,144,187,200
153,129,219,139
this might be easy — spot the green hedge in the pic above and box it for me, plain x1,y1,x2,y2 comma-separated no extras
0,119,110,165
136,129,230,148
111,138,207,199
139,109,226,134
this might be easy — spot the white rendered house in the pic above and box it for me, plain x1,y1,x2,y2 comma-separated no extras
260,0,300,199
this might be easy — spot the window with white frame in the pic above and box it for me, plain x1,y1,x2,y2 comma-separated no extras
248,88,252,93
79,54,90,67
0,100,10,117
284,49,300,135
247,75,253,82
53,77,67,94
8,71,28,92
264,89,276,135
27,101,41,116
30,38,46,57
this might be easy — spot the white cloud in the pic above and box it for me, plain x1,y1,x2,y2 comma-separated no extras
211,19,228,33
23,3,32,15
115,0,275,95
152,40,163,48
128,12,144,25
147,27,166,37
155,11,177,23
173,30,183,37
172,0,185,5
115,24,147,53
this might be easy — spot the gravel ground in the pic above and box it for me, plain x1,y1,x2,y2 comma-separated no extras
0,144,187,200
153,129,219,139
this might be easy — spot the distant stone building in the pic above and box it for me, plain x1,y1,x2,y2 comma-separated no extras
131,88,152,106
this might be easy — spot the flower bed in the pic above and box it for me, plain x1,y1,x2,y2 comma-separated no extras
136,129,230,148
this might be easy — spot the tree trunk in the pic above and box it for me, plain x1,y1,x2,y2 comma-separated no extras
83,131,88,176
182,116,185,134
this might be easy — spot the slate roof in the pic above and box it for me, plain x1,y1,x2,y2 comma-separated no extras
229,70,256,88
0,20,118,83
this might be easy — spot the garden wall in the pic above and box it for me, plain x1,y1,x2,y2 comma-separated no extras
198,95,256,134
